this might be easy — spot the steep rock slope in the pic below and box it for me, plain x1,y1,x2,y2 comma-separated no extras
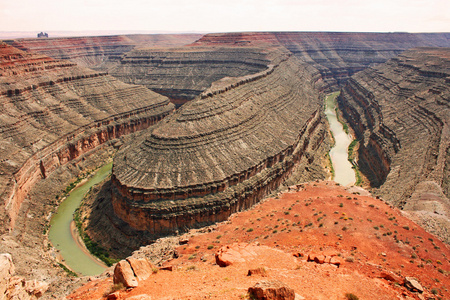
338,48,450,242
110,47,271,106
7,34,202,71
193,32,450,92
0,42,174,230
111,50,330,240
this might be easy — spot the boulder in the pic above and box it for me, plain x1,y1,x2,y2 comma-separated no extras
247,267,268,277
215,243,257,267
127,258,154,282
307,253,325,264
248,280,295,300
107,292,120,300
379,271,403,284
329,257,343,267
404,277,423,293
113,260,138,288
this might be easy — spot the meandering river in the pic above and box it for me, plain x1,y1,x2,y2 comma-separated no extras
325,92,356,186
48,162,112,276
48,92,355,276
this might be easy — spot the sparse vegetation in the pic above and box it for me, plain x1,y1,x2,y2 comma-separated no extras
73,208,118,267
57,262,78,277
345,293,359,300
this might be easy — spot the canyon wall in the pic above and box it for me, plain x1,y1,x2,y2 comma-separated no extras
109,47,271,106
19,32,449,108
111,49,330,238
0,42,174,231
6,34,202,71
338,47,449,241
192,32,450,92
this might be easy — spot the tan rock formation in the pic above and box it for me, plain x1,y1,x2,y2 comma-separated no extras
248,280,295,300
113,260,138,288
0,42,174,231
111,50,329,239
338,48,450,242
110,47,271,106
192,32,450,92
126,258,154,282
0,253,49,299
8,34,202,71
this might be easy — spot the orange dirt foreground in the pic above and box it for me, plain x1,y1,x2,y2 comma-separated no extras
69,181,449,299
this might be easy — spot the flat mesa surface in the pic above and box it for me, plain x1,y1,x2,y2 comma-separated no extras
69,181,450,300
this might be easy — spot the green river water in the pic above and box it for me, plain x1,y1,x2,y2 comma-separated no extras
48,162,112,276
325,92,356,186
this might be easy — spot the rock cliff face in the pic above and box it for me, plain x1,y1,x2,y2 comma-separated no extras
338,48,449,241
7,34,202,71
111,50,329,237
193,32,450,92
0,42,174,230
109,47,271,106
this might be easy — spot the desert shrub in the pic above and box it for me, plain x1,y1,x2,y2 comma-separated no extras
345,293,359,300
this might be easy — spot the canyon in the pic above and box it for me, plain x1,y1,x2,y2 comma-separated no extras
338,47,450,243
0,32,448,299
6,34,202,71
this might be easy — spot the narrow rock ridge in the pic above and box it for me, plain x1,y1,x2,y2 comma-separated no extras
111,51,329,237
338,47,449,240
192,32,450,92
0,43,174,230
110,47,272,106
6,34,202,71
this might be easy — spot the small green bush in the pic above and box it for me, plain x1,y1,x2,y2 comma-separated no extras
345,293,359,300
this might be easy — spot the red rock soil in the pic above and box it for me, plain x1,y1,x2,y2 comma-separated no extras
69,181,449,300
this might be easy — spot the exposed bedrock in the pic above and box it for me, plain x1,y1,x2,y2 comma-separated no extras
109,47,272,106
338,47,449,241
6,34,202,71
192,32,450,92
0,42,174,231
111,53,329,239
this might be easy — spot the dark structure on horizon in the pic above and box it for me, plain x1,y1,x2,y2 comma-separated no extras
37,32,48,38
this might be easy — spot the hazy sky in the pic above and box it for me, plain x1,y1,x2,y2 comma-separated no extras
1,0,449,34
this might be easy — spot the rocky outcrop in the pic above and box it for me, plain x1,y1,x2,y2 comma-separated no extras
113,258,155,288
0,42,174,230
338,48,450,240
248,280,296,300
110,47,271,106
111,50,329,238
215,243,259,267
7,34,202,71
193,32,450,92
0,253,49,299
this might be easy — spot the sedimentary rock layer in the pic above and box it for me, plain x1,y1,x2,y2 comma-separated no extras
110,47,271,106
338,48,449,239
0,42,174,230
112,51,329,236
7,34,202,71
193,32,450,92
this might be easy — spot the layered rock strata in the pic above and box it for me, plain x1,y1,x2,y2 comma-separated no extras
0,43,174,230
6,34,202,71
338,48,449,241
192,32,450,92
112,51,329,237
110,47,271,106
